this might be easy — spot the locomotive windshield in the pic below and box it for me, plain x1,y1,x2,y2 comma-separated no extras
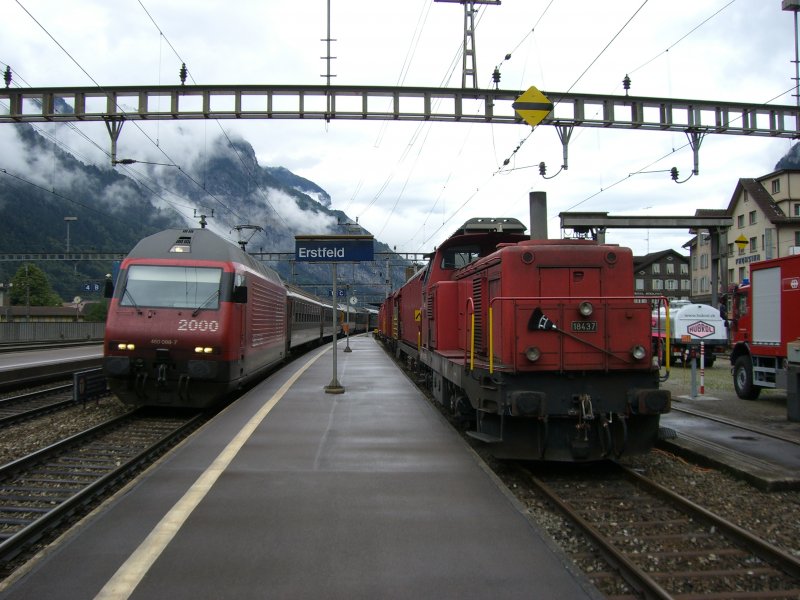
121,265,222,309
440,245,481,270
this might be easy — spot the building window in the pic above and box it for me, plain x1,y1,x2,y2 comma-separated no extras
738,243,745,256
680,263,688,275
665,262,675,274
691,255,697,270
737,214,745,228
795,231,800,246
728,268,734,283
772,178,781,194
651,263,660,274
739,266,746,281
750,237,757,252
749,210,757,225
795,203,800,217
665,279,678,290
700,276,709,293
652,279,663,290
727,243,734,257
681,279,691,290
692,278,698,293
635,278,644,291
700,254,709,269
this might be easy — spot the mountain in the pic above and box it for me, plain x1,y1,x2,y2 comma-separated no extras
775,142,800,170
0,123,407,304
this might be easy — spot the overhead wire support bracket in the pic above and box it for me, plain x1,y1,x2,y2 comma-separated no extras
686,129,706,176
104,117,125,165
556,123,574,172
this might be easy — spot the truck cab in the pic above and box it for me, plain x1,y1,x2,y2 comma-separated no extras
729,254,800,400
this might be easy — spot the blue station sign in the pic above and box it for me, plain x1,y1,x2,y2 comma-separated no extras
295,235,374,262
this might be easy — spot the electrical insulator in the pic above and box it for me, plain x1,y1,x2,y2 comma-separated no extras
539,162,546,176
670,167,679,181
3,66,11,88
492,67,501,88
179,63,188,86
623,74,631,96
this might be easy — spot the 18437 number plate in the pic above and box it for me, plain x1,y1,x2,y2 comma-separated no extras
571,320,597,332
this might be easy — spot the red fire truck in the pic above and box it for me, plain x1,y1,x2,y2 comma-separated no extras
729,253,800,399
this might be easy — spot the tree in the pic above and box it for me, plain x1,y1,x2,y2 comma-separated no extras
9,263,63,307
83,300,109,322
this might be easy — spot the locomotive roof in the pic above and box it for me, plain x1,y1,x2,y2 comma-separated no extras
127,228,282,283
451,217,527,237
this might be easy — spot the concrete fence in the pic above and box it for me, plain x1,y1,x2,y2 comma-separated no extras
0,322,104,344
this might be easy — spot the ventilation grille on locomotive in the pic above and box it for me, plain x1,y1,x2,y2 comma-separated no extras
472,278,483,352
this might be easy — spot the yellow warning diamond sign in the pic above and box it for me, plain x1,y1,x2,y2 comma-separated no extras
512,86,553,127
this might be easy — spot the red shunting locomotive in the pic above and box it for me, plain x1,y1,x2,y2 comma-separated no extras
378,217,670,461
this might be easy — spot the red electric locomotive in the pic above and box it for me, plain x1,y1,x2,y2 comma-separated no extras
104,227,334,408
379,217,670,461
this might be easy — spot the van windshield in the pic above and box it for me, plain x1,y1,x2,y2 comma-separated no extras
121,265,222,309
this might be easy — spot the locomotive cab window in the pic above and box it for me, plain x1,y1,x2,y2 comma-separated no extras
121,265,222,309
440,245,481,269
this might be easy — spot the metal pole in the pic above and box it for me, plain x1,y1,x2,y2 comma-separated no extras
344,284,352,353
795,10,799,111
325,263,344,393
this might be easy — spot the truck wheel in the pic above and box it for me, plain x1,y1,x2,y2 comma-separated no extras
733,355,761,400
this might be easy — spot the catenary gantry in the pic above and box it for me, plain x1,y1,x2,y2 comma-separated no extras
1,84,798,137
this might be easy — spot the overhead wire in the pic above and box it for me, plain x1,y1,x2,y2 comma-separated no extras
495,1,650,173
356,37,464,222
0,59,198,223
493,0,747,224
133,2,292,232
559,84,798,215
13,0,266,232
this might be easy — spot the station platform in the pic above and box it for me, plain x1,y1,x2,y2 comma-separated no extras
659,382,800,491
0,345,102,388
0,335,600,600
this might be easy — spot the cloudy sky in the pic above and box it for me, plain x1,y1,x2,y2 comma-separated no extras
2,0,798,256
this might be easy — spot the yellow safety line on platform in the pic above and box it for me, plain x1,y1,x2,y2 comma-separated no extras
94,346,329,600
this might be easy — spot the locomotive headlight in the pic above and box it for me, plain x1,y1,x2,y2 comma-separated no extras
525,346,541,362
631,345,647,360
578,301,594,317
194,346,214,354
117,342,135,351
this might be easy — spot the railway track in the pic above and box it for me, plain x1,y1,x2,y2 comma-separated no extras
0,408,205,564
522,461,800,599
0,383,77,427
